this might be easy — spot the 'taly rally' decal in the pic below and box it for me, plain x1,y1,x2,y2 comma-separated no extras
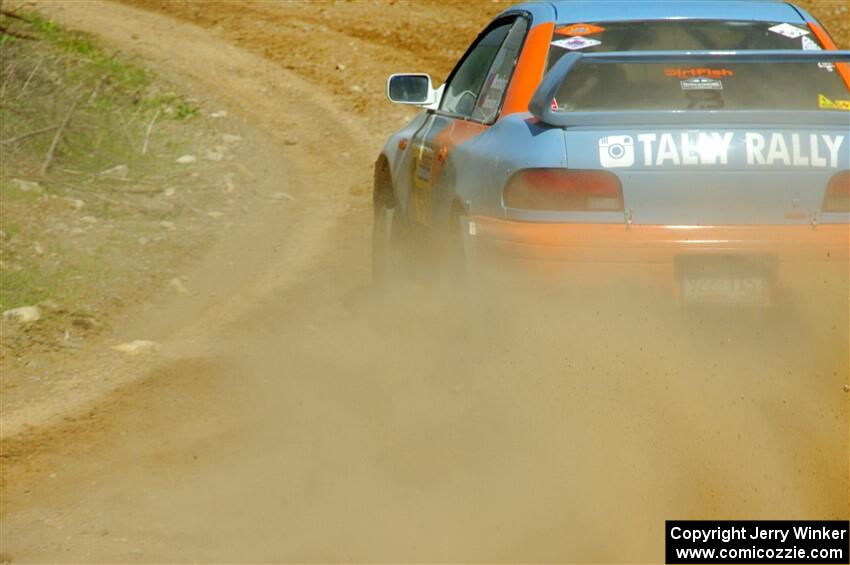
597,132,845,168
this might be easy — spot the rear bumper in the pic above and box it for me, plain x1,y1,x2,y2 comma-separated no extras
463,216,849,295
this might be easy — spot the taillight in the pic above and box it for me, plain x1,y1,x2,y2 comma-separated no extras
823,170,850,213
503,169,623,212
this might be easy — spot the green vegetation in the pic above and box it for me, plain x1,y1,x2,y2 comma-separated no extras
0,10,199,179
0,10,231,358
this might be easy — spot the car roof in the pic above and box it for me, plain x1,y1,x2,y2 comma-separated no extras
505,1,807,25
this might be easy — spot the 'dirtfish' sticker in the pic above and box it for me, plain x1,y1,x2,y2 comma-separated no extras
666,68,733,79
768,23,809,38
555,23,605,36
551,36,601,51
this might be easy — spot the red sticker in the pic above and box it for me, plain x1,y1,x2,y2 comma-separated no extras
555,23,606,36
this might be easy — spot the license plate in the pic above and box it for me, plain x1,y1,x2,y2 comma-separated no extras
680,276,767,305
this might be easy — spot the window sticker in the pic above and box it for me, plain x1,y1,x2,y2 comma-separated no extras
665,68,733,79
801,36,821,50
555,23,605,36
819,94,850,110
681,77,723,91
802,37,836,71
551,36,602,51
768,23,809,38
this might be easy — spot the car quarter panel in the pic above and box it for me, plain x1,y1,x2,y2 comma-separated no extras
437,113,568,220
411,116,488,227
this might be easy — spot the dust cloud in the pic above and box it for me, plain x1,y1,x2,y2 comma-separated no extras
0,1,846,563
5,210,845,561
217,239,850,562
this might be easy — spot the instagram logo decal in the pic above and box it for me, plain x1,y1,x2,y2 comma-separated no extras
598,135,635,168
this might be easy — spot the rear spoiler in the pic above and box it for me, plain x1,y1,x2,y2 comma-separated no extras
528,50,850,127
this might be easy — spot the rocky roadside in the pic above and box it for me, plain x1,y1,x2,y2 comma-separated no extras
0,9,281,430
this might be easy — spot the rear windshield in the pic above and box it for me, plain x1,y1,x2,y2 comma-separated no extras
547,21,850,112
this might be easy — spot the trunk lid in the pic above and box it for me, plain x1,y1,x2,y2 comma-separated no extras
564,126,848,225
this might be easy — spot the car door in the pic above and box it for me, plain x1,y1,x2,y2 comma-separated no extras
409,15,529,228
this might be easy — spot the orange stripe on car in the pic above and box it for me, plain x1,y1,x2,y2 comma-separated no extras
808,22,850,91
502,22,555,116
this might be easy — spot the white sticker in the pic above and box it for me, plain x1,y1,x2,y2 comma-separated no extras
800,36,834,70
551,36,601,51
681,77,723,90
598,135,635,168
801,36,822,50
489,76,508,90
768,23,809,38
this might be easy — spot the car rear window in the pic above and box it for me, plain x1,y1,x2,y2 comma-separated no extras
546,21,850,112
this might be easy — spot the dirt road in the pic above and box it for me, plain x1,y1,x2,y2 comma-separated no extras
1,1,847,563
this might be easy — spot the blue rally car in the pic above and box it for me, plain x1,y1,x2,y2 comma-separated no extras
374,0,850,306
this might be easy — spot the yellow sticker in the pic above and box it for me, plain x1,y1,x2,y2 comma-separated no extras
819,94,850,110
411,145,434,226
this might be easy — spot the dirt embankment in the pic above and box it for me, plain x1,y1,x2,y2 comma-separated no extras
801,0,850,47
118,0,509,132
121,0,849,102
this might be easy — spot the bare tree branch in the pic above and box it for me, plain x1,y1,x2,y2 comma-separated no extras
1,124,58,145
141,108,160,155
17,55,44,98
40,89,85,176
1,9,31,22
0,25,35,40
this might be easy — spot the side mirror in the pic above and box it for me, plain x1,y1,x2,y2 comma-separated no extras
387,73,436,106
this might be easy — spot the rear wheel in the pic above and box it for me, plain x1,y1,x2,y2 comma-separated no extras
433,205,493,336
372,199,409,289
372,158,409,289
433,203,468,287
